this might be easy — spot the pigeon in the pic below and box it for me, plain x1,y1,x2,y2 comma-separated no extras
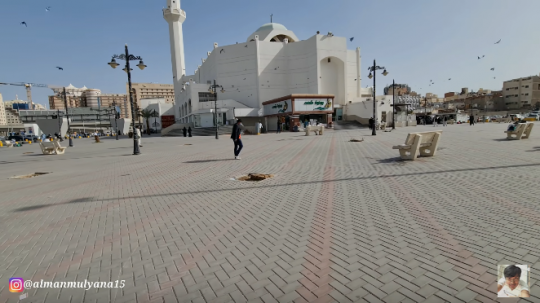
354,79,357,81
448,78,451,80
478,56,480,60
490,68,495,71
45,6,51,12
56,66,63,70
350,37,354,42
482,55,485,58
494,39,501,44
494,77,496,79
243,78,246,80
21,22,27,27
220,49,224,53
245,45,248,48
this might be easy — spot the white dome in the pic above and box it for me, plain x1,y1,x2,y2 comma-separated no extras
255,23,288,32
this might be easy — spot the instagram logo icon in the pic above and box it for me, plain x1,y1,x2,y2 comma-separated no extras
9,278,24,292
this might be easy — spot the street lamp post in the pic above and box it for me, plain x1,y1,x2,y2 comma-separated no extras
208,80,225,139
62,87,73,147
392,79,396,130
108,44,147,155
367,60,388,135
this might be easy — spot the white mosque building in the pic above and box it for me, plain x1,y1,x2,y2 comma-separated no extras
163,0,391,130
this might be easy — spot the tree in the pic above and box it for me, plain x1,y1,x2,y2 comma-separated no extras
140,109,159,135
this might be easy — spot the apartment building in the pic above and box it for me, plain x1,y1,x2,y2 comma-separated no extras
129,83,175,107
0,93,6,125
503,75,540,110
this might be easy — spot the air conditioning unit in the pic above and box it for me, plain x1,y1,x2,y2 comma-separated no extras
254,35,259,40
214,42,218,49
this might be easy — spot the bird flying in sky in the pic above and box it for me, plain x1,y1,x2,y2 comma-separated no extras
482,55,485,58
56,66,63,70
490,68,495,71
45,6,51,12
478,56,481,60
21,22,27,27
448,78,451,80
350,37,354,42
494,39,501,44
494,77,496,79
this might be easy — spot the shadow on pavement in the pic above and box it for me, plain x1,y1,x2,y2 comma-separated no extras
12,197,96,212
184,159,232,163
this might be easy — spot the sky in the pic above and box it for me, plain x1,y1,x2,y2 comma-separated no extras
1,0,540,108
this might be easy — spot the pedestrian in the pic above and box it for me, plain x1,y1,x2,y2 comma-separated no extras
136,126,142,147
183,126,187,137
256,121,261,135
443,116,447,127
368,117,374,130
41,133,46,142
433,116,438,127
276,118,281,134
470,115,475,126
188,126,192,137
231,119,243,160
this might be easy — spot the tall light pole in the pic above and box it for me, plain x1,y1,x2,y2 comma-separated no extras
208,80,225,139
392,79,396,130
367,60,388,135
113,100,119,140
108,44,147,155
62,87,73,147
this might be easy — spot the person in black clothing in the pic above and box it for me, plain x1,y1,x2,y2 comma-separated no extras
231,119,243,159
276,118,281,134
368,117,374,130
183,127,187,137
188,127,192,137
470,115,475,126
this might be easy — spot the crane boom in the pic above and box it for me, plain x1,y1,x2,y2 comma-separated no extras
0,82,53,110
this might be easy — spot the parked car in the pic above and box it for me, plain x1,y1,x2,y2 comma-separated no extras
24,135,39,142
7,135,26,143
526,113,540,121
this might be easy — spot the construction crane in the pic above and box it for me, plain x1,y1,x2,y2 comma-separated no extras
0,82,54,110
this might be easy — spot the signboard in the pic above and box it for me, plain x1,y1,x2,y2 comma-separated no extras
161,115,175,129
294,98,333,112
263,100,291,116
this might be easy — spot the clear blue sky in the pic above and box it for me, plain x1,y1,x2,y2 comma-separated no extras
1,0,539,108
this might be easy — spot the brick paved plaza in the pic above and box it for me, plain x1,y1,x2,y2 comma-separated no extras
1,123,539,303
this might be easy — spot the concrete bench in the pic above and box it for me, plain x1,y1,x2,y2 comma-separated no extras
306,125,324,136
1,141,14,148
392,130,443,160
39,141,66,155
504,122,534,140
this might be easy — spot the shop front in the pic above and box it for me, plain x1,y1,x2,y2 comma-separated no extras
262,94,335,131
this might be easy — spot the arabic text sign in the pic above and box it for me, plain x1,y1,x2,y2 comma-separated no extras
294,99,333,112
263,100,291,115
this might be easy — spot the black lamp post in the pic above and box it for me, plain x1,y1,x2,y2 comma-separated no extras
108,44,147,155
61,87,73,146
208,80,225,139
112,100,119,140
392,79,396,130
367,60,388,135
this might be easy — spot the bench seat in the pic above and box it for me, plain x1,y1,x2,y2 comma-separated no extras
392,131,443,160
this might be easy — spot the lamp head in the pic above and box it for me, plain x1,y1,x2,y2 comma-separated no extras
137,60,147,70
368,73,373,79
123,67,133,73
220,88,225,93
382,70,388,76
108,58,119,69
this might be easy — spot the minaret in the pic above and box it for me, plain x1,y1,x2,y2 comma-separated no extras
163,0,186,82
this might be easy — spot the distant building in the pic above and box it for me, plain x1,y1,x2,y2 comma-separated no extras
0,93,6,125
129,83,175,107
2,96,46,125
503,75,540,110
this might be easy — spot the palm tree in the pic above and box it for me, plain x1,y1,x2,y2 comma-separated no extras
140,109,159,135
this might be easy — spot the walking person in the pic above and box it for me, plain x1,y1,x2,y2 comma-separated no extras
368,117,374,130
182,126,187,137
443,116,448,127
256,121,262,135
188,126,192,137
276,118,281,134
231,119,243,160
433,116,438,127
470,115,475,126
136,126,142,147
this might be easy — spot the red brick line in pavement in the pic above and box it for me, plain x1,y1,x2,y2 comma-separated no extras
0,135,321,303
385,177,496,303
295,136,336,303
0,138,285,252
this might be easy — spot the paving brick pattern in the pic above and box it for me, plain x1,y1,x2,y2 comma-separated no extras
0,123,539,303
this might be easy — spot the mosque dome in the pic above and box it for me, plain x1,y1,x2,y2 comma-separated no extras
247,22,299,43
255,23,288,32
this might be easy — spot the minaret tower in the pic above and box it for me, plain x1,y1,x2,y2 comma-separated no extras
163,0,186,83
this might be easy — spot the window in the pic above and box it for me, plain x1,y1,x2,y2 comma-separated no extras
198,92,215,102
525,85,529,88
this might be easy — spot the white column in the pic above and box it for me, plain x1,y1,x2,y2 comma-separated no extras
163,0,187,109
356,47,361,98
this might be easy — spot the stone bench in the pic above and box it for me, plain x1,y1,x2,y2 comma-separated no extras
306,125,324,136
392,130,443,160
39,141,67,155
504,122,534,140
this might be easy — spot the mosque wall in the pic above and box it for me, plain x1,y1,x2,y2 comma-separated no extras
282,37,319,97
346,50,360,103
